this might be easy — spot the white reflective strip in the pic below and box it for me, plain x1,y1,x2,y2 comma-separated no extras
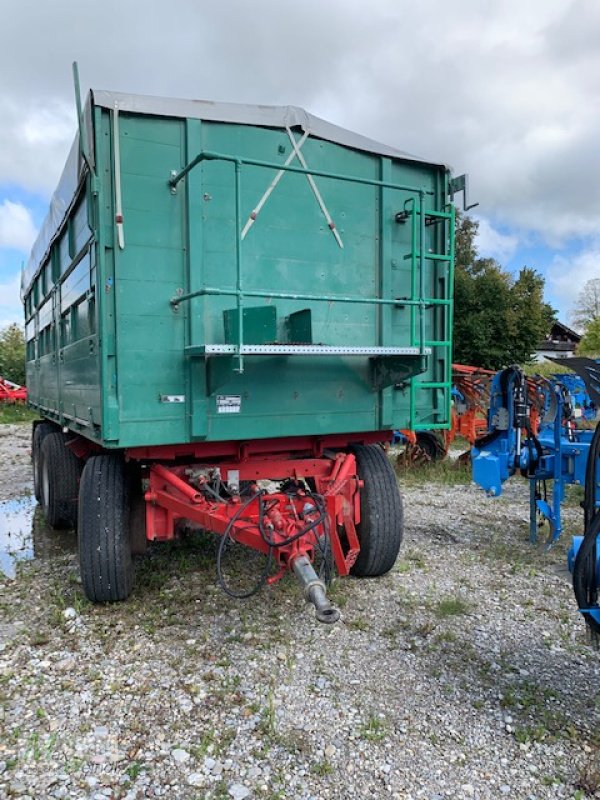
202,344,430,356
286,127,344,249
113,102,125,250
240,129,309,240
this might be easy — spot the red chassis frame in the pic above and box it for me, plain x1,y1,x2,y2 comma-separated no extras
119,431,392,581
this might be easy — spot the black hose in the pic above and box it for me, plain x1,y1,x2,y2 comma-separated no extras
257,491,327,549
216,484,331,599
584,420,600,530
572,420,600,640
216,491,273,599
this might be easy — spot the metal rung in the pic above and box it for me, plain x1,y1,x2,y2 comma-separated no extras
403,253,451,262
417,381,450,389
186,344,432,357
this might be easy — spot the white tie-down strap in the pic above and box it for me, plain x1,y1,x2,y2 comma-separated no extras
113,102,125,250
240,130,309,240
240,128,343,249
285,127,343,249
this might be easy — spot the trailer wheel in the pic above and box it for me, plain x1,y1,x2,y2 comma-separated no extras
78,455,133,603
32,421,56,502
350,444,403,577
415,431,446,462
39,432,81,529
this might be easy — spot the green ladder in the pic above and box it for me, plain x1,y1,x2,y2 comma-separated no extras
402,199,455,431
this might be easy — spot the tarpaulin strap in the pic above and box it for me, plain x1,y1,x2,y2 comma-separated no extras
240,130,309,240
285,126,343,249
113,102,125,250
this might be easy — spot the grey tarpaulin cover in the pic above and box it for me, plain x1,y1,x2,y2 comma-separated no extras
23,90,446,296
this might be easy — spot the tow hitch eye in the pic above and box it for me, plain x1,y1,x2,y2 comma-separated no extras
292,555,340,624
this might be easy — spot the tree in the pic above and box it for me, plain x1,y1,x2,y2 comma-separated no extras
453,214,555,370
0,324,26,386
572,277,600,330
579,317,600,355
508,267,556,364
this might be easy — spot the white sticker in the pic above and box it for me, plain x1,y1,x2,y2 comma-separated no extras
217,395,242,414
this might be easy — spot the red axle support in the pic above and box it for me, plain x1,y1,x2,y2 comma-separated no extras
144,452,361,578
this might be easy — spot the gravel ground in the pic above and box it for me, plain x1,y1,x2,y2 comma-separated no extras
0,424,32,501
1,422,600,800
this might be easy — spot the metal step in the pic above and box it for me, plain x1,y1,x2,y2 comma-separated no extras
186,344,431,357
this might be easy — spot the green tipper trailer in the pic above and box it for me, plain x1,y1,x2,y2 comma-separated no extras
24,84,458,620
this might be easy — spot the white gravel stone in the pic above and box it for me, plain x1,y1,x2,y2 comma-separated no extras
228,785,251,800
172,748,190,763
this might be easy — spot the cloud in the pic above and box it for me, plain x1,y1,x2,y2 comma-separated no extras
0,99,75,195
475,218,519,263
0,201,38,252
0,272,23,328
0,0,598,248
545,241,600,324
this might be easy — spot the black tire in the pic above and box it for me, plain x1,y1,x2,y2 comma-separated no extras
350,444,404,577
32,421,56,502
39,432,81,529
416,431,446,462
78,455,133,603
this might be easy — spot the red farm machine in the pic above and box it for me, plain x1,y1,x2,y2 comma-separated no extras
0,377,27,404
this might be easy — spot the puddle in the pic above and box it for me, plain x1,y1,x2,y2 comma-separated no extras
0,496,76,579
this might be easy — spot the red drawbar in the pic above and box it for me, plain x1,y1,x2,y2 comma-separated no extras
144,450,362,577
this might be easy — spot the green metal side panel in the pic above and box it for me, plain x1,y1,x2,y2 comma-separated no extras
109,113,188,446
24,177,102,433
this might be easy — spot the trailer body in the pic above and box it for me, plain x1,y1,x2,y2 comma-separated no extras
23,92,454,448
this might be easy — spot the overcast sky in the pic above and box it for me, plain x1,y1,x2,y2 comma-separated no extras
1,0,598,328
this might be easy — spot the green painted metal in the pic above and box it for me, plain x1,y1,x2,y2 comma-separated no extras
24,97,455,448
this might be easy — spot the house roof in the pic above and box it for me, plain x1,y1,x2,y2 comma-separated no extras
548,320,581,342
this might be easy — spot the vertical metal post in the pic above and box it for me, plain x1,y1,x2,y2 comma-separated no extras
418,190,426,356
71,62,94,175
552,397,564,542
234,160,244,373
446,203,456,411
408,198,417,430
379,158,392,428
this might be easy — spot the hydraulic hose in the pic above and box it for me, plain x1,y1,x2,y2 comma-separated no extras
572,420,600,640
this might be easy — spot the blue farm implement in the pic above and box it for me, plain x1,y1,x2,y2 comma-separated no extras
550,369,597,422
471,359,600,639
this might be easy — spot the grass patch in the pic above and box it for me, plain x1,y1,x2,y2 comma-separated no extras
395,457,471,487
125,761,143,780
576,755,600,798
311,760,333,776
0,405,37,424
358,714,388,742
346,616,368,631
433,596,470,618
564,482,585,507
